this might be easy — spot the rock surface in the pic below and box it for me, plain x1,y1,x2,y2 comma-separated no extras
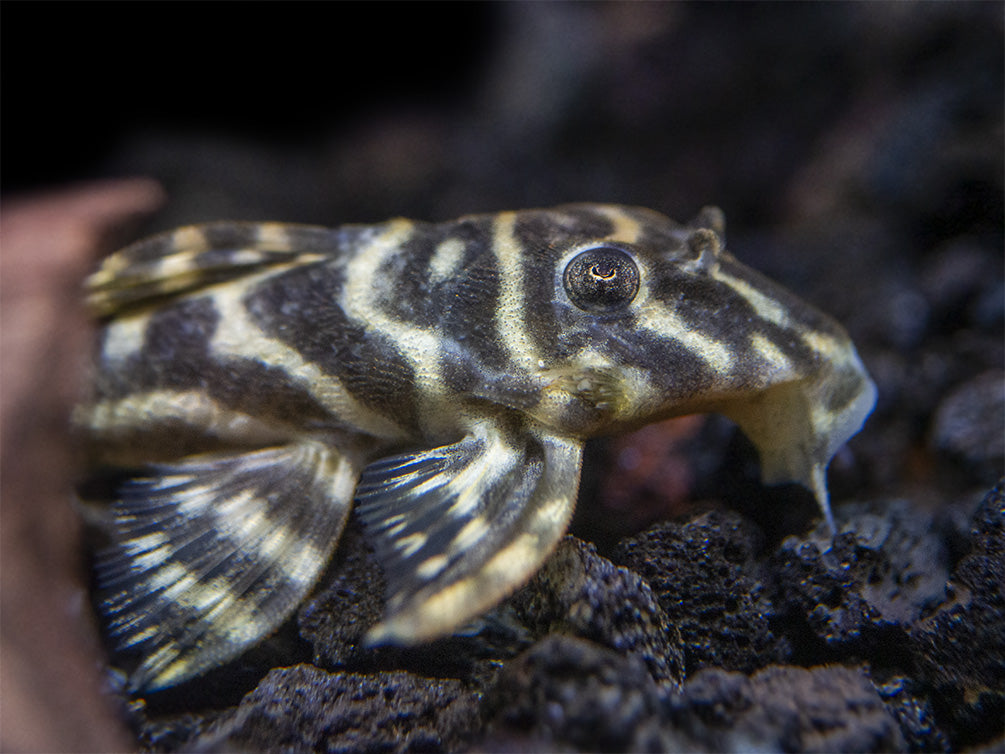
672,665,906,753
208,665,481,754
134,483,1003,752
613,510,789,674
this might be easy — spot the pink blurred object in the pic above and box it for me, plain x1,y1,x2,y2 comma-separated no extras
1,179,164,753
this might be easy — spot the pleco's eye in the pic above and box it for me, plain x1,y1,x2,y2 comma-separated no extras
563,247,640,313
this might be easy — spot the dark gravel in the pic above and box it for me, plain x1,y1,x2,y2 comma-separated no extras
134,483,1003,753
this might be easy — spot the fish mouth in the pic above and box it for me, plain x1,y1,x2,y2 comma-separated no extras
713,347,877,530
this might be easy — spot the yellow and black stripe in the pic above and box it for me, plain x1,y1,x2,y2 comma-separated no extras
78,204,876,691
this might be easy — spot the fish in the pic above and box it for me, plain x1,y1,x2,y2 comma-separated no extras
75,204,876,691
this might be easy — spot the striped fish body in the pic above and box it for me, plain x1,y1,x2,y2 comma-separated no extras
77,204,876,691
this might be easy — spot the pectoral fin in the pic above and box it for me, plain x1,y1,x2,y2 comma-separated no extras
92,442,358,691
355,423,583,644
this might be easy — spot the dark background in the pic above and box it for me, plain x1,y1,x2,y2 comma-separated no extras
8,3,999,234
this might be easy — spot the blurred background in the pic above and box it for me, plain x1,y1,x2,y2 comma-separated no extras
2,3,1002,750
5,3,999,231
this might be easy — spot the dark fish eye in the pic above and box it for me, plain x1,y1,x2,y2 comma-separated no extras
563,247,640,313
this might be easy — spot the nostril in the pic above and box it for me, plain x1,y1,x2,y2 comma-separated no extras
684,229,722,270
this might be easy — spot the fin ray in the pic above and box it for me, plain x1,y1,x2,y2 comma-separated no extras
86,223,342,317
356,424,583,644
93,442,358,691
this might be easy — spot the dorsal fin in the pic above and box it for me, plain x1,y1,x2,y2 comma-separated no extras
86,222,340,317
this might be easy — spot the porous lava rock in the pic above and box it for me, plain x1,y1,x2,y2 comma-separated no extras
511,536,685,686
670,664,906,753
773,499,951,662
612,509,790,673
482,634,678,753
907,481,1005,747
194,664,481,754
